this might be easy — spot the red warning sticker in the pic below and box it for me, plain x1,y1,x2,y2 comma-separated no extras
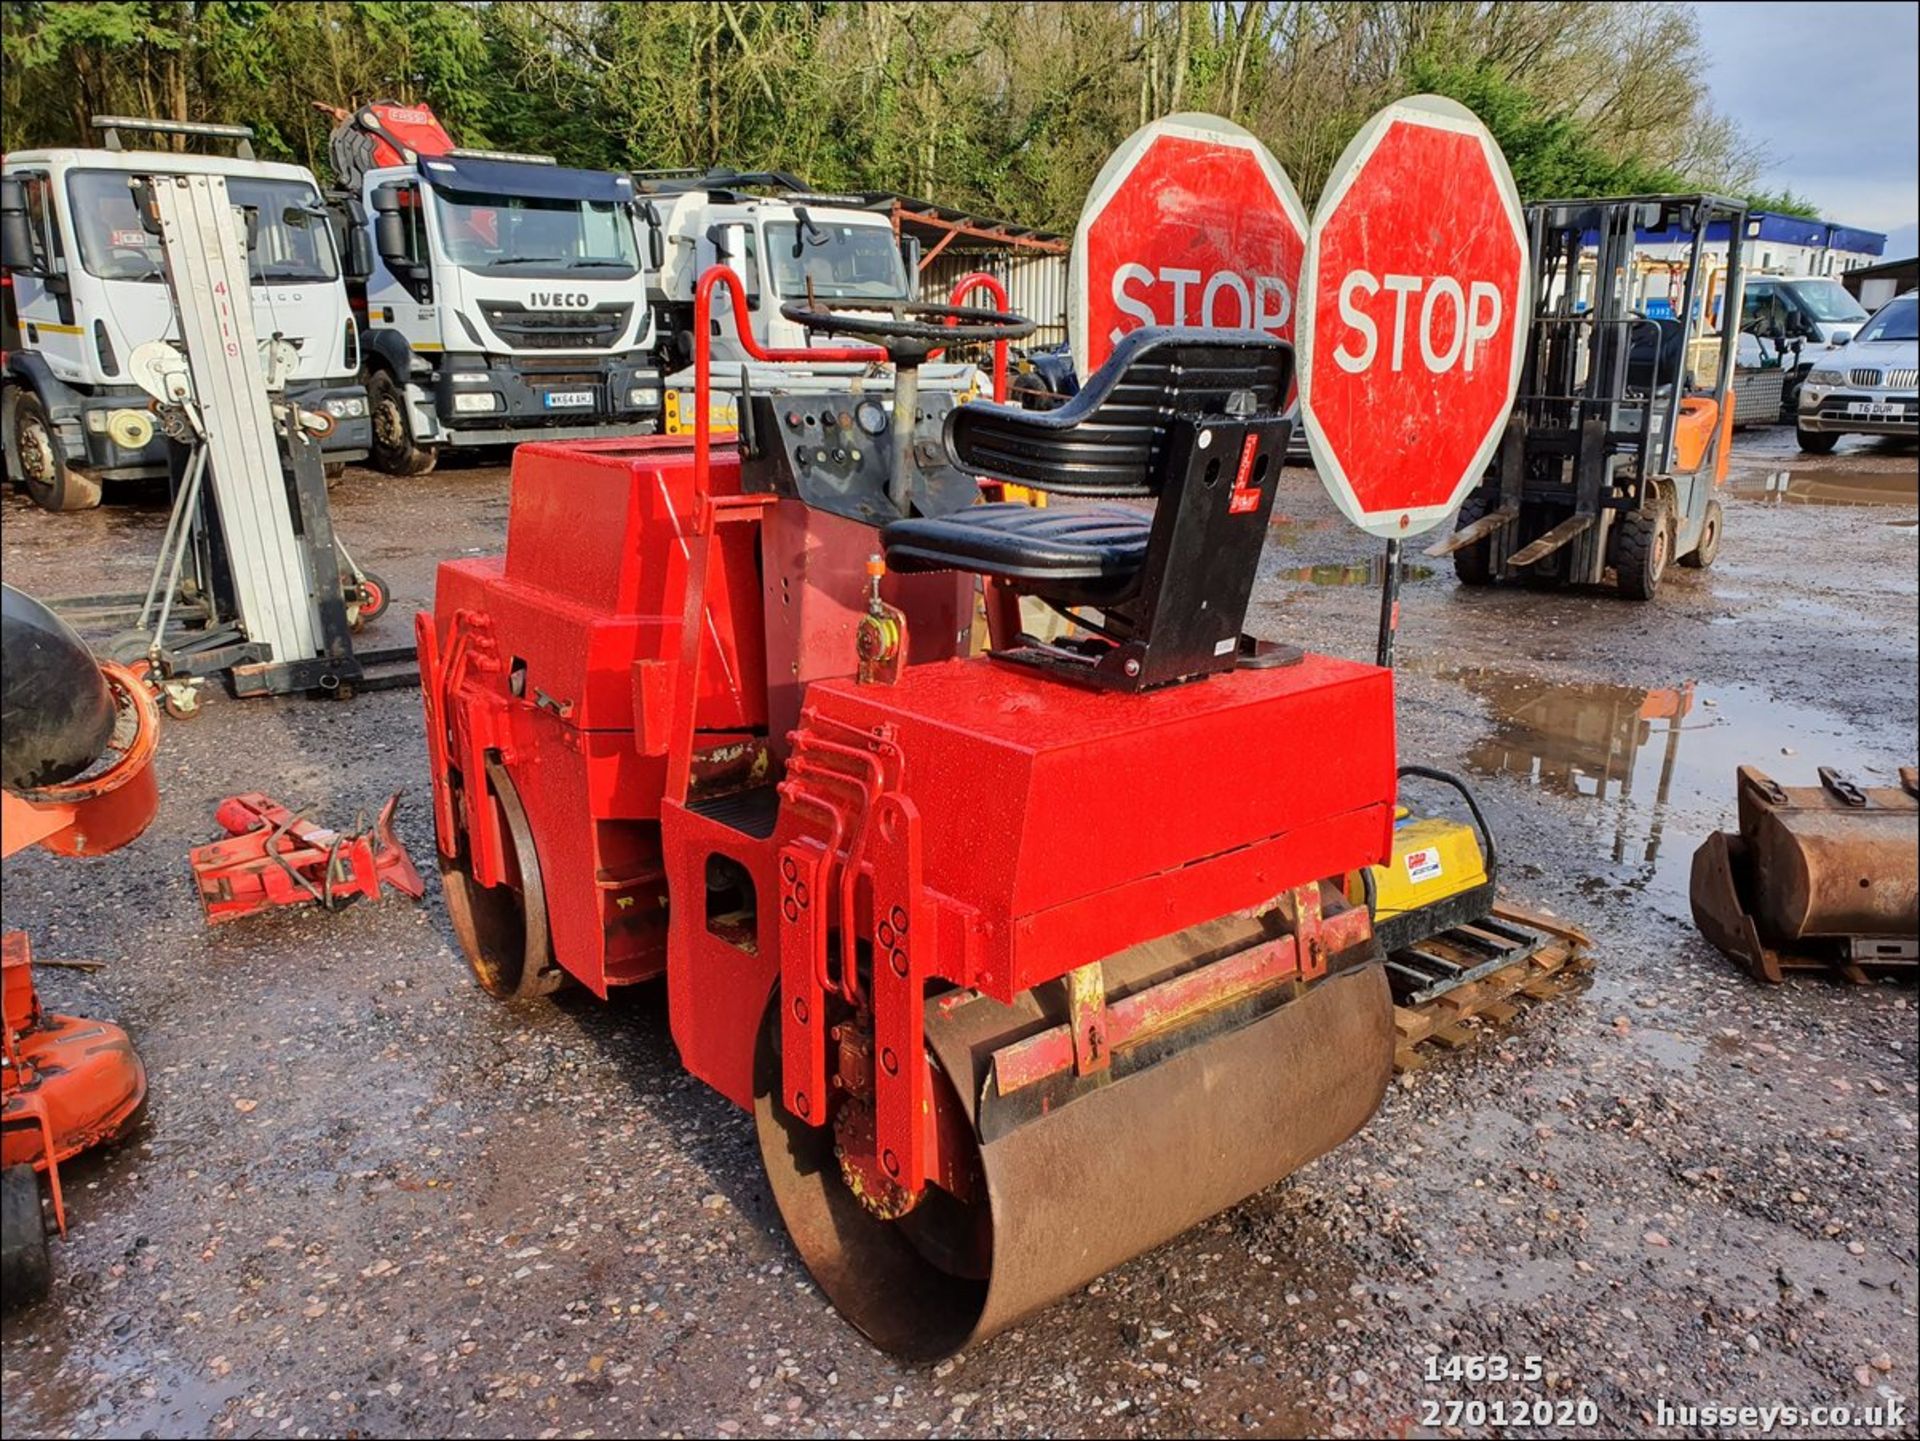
1405,846,1443,884
1227,432,1264,515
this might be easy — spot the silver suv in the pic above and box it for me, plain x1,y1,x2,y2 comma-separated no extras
1797,292,1919,453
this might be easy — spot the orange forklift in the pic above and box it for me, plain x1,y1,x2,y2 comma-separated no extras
1433,194,1747,599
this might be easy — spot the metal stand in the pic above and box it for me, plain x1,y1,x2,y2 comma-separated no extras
1374,537,1402,670
67,171,418,708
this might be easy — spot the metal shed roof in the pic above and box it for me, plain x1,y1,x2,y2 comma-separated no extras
857,191,1067,267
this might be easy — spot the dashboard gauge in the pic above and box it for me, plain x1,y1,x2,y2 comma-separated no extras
854,399,889,437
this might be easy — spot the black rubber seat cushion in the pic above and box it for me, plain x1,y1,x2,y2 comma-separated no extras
882,502,1150,588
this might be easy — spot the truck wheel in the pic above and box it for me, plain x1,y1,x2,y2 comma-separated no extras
325,462,347,490
0,1165,50,1309
1680,498,1723,569
6,390,103,512
1612,499,1671,601
367,371,437,477
1795,425,1838,455
1450,489,1496,586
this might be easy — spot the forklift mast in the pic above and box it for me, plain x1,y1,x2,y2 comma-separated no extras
1520,194,1747,484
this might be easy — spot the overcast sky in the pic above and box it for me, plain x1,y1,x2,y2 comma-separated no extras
1691,0,1918,257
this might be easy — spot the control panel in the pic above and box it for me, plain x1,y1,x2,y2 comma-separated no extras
741,387,982,526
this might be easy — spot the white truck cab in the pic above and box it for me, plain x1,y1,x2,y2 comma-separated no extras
646,177,981,428
335,109,661,475
1,117,368,511
1738,274,1873,416
1740,274,1871,350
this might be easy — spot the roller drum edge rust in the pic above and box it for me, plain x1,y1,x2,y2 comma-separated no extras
0,583,117,793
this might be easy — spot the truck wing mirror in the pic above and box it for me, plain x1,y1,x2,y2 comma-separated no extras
899,235,921,299
369,183,416,273
346,226,374,281
0,175,35,274
126,178,164,237
640,200,665,272
373,210,412,270
705,223,758,308
324,195,374,281
791,205,827,254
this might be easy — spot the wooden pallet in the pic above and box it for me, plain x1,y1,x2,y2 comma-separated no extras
1391,901,1592,1072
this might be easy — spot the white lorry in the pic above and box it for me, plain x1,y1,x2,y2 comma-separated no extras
1,117,369,511
1737,273,1874,419
325,104,661,475
643,171,983,429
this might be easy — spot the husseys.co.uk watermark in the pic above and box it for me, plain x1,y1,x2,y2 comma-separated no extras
1655,1398,1908,1433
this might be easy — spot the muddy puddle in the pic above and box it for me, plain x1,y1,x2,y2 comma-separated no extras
1282,557,1435,586
1426,664,1904,920
1265,513,1341,543
1728,467,1918,508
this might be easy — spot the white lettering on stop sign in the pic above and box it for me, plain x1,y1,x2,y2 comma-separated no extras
1109,263,1293,344
1331,270,1503,375
1070,114,1309,376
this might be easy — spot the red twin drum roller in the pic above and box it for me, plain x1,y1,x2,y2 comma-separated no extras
415,103,1523,1352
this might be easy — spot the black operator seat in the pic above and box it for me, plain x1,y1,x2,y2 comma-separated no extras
880,328,1290,608
1623,315,1687,392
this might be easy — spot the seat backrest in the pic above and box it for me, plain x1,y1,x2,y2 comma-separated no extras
945,328,1292,496
1624,316,1686,392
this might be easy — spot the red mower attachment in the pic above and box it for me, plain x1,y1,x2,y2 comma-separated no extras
2,933,147,1240
190,793,425,925
2,585,161,1307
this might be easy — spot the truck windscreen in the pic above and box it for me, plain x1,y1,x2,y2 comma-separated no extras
765,222,907,300
66,170,339,284
432,189,638,277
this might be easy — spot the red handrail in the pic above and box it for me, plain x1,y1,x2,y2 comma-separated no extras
938,272,1011,402
691,266,886,522
668,267,888,804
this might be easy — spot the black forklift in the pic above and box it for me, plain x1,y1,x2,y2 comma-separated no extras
1432,194,1748,601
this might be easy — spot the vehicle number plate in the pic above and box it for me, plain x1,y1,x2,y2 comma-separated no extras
544,390,593,409
1847,401,1897,418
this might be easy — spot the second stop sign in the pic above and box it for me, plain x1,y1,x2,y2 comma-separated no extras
1297,95,1529,537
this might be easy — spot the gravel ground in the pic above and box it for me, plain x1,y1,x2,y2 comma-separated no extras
2,429,1915,1440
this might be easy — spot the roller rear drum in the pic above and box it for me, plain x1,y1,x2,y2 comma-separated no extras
756,962,1393,1357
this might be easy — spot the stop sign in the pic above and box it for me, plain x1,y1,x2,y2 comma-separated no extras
1297,95,1528,538
1069,113,1308,379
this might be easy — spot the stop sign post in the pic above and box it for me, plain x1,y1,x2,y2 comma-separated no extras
1297,94,1529,540
1069,113,1308,379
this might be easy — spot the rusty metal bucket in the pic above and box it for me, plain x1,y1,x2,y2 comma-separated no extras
755,920,1393,1358
1690,765,1918,983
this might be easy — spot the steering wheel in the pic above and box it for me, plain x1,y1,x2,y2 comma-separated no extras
780,299,1035,365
